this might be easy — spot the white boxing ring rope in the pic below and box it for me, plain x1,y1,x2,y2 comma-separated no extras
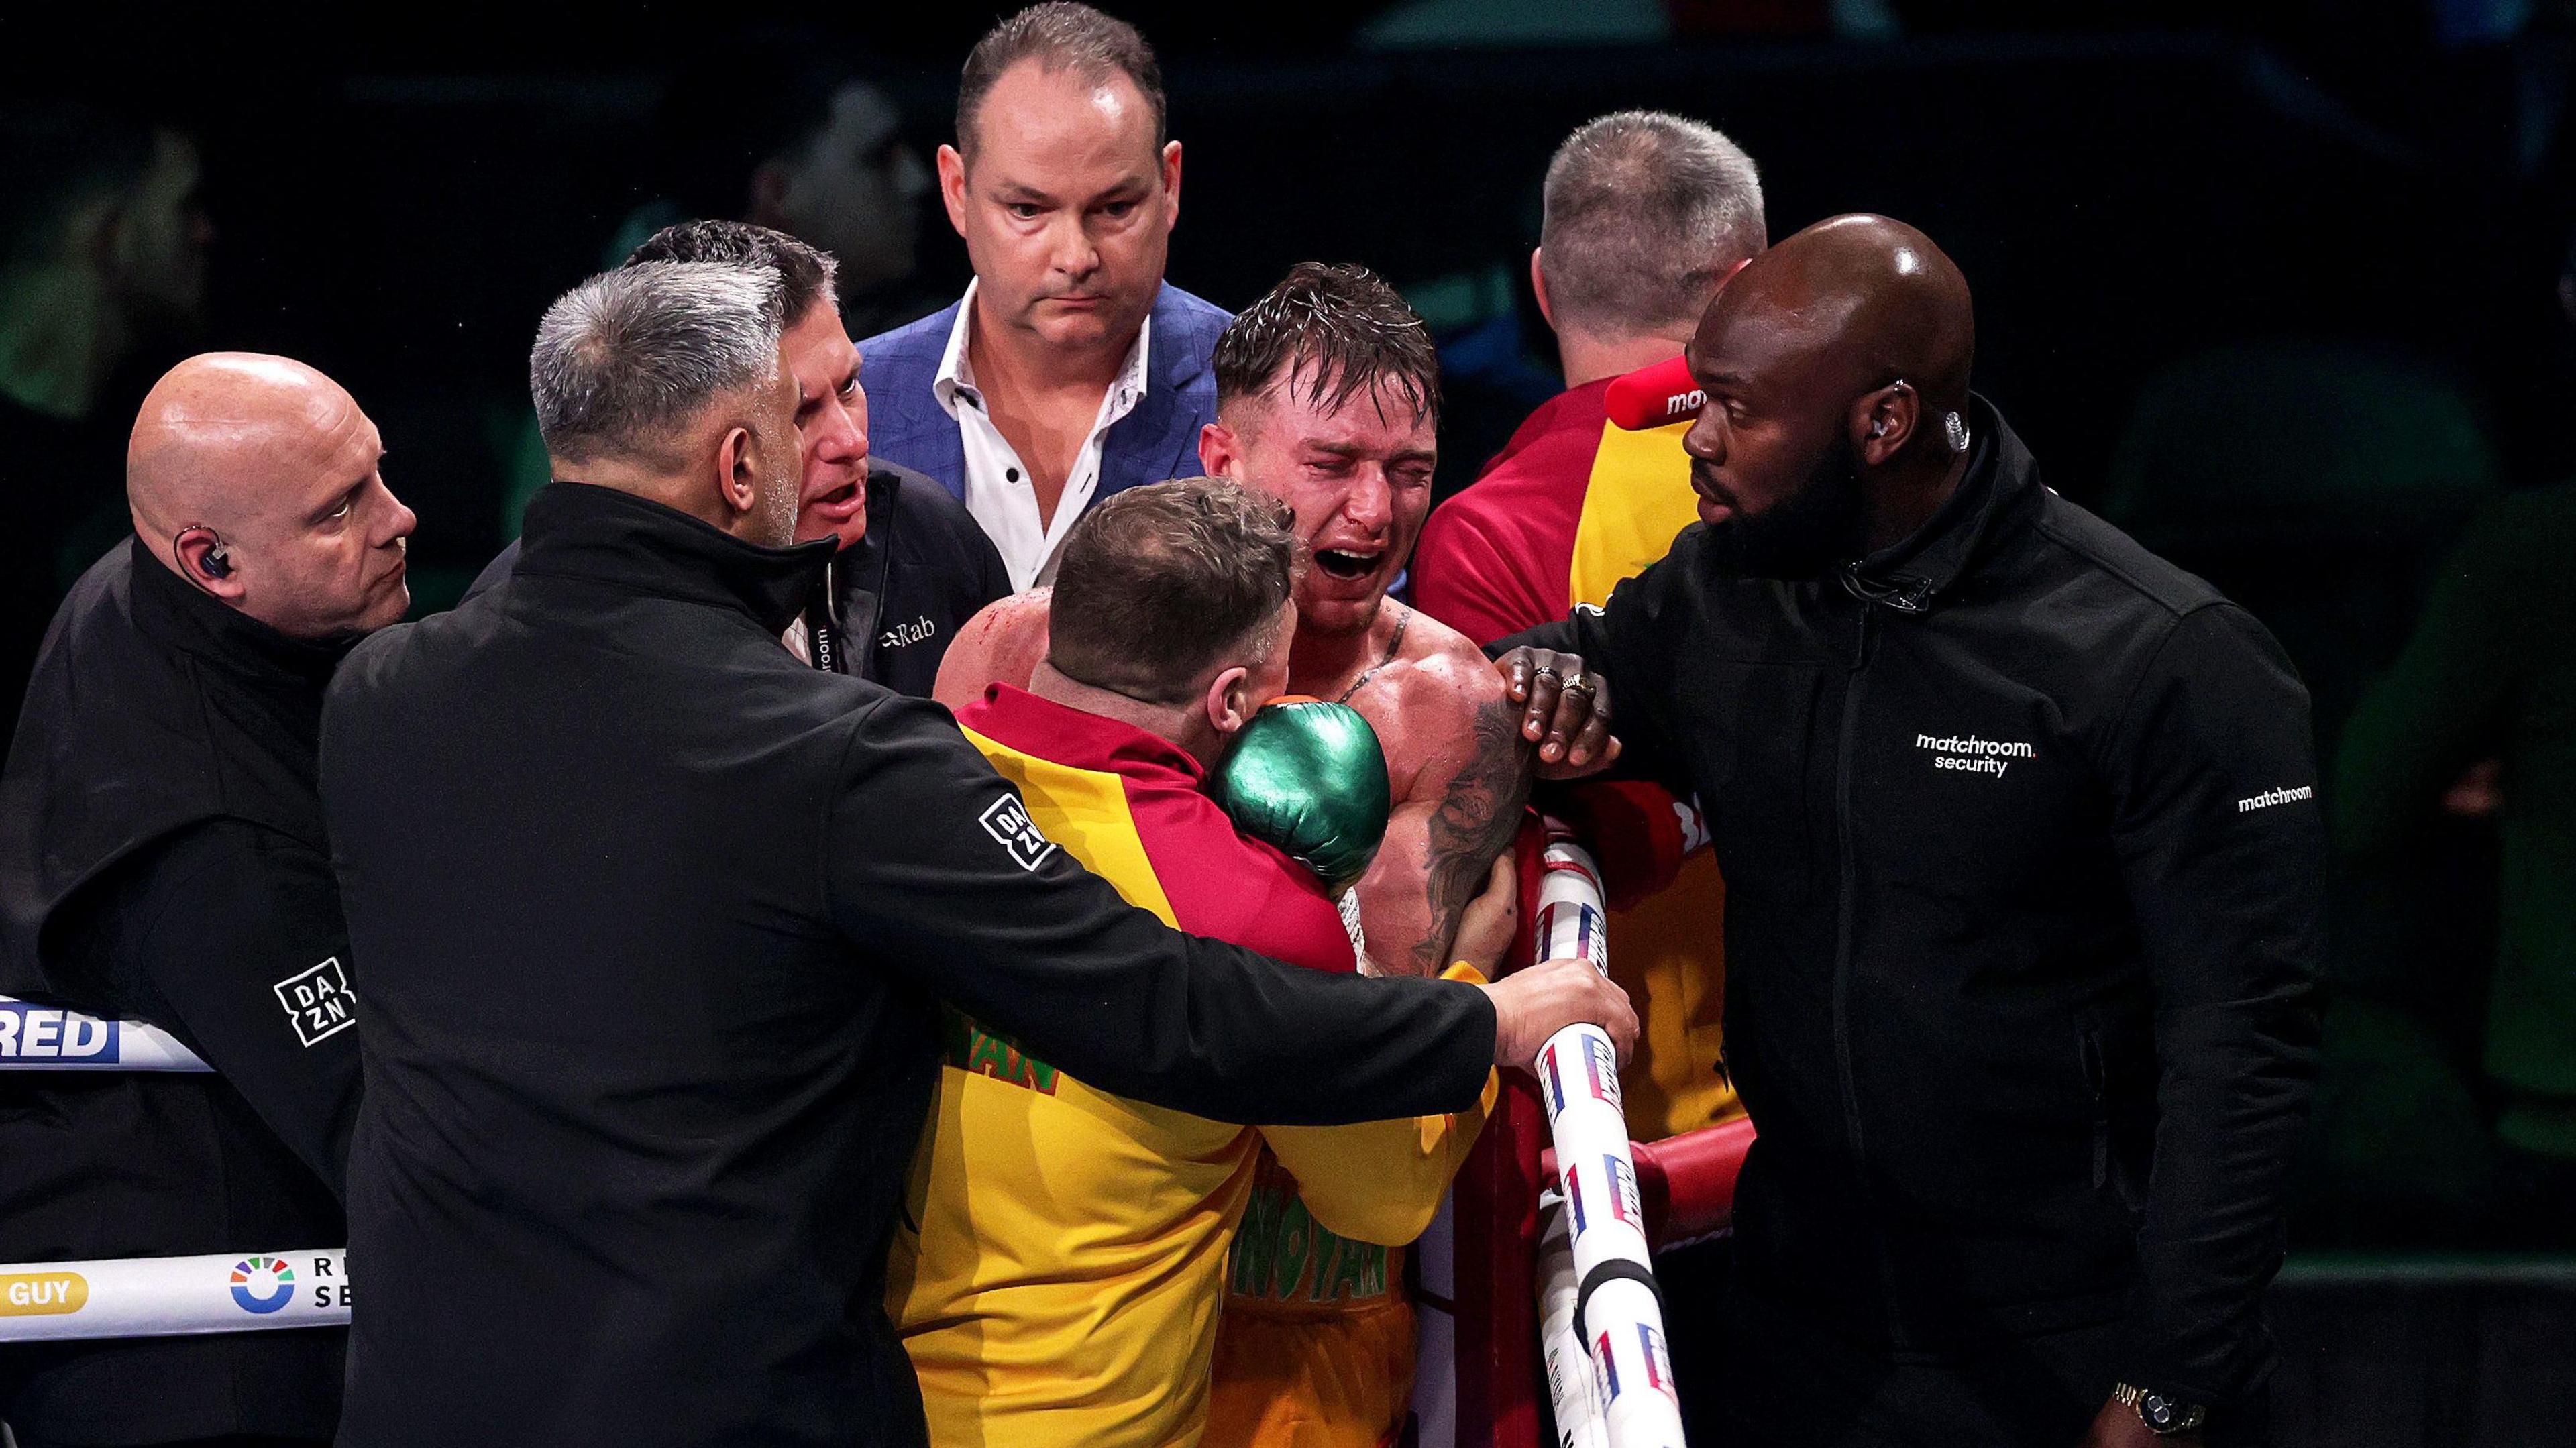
1,1003,336,1344
0,834,1686,1428
0,996,210,1071
0,1250,350,1341
1531,834,1686,1448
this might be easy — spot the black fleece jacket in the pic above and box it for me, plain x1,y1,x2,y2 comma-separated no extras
1509,399,2324,1414
1,540,356,1444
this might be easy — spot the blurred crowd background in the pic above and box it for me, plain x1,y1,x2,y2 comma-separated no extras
6,0,2576,1433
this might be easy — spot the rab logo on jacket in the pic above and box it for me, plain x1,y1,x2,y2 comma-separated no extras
229,1256,296,1314
879,616,938,651
979,795,1056,871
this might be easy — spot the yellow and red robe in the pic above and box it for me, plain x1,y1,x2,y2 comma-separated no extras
1413,378,1737,1141
889,684,1490,1448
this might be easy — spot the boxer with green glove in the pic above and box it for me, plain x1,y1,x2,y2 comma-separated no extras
900,477,1627,1448
1209,697,1391,897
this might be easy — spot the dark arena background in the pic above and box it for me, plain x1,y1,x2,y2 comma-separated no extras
6,1,2576,1443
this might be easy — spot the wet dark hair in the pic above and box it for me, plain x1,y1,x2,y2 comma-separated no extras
957,3,1165,157
1212,262,1442,427
624,220,837,327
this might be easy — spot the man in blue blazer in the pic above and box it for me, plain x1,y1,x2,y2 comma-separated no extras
857,3,1228,592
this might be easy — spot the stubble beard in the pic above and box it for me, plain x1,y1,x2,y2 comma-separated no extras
757,475,803,551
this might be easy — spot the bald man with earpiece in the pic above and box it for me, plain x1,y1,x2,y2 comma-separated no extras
0,353,415,1448
1503,216,2323,1448
124,353,418,636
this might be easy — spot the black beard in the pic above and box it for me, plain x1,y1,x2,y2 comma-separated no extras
1700,438,1866,581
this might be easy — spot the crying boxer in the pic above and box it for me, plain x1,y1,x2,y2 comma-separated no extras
938,262,1614,979
890,477,1527,1448
927,268,1614,1448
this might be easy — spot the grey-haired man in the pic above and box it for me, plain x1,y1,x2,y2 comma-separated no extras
468,221,1012,698
317,260,1635,1448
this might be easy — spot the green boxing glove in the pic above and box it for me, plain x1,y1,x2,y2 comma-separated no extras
1210,697,1392,895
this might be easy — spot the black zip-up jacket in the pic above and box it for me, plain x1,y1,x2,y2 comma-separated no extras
320,482,1497,1448
467,459,1009,698
1510,399,2324,1411
1,541,358,1443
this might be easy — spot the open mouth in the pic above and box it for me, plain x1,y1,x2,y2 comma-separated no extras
1314,547,1382,581
806,480,864,520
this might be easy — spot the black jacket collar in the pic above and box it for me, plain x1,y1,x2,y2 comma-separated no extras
1839,394,2038,614
515,482,835,636
125,536,352,689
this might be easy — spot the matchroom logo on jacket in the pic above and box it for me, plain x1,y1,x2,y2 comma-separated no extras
2237,784,2316,814
1915,732,2035,778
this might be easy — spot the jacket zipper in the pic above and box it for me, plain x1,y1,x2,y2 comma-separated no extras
1832,598,1909,1349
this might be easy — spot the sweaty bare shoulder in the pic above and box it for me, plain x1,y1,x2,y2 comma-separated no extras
934,588,1053,712
1360,606,1512,799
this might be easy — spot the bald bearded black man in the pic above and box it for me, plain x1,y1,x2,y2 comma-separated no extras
1501,216,2323,1448
1,354,417,1448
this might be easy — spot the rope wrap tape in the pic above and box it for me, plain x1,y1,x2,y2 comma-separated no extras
0,1249,350,1342
0,996,209,1072
1539,1198,1611,1448
1588,1276,1686,1448
1529,831,1686,1448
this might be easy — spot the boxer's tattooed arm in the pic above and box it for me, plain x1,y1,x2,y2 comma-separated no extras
1410,698,1535,976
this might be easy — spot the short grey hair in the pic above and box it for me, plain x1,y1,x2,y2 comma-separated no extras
529,260,788,469
1541,111,1766,340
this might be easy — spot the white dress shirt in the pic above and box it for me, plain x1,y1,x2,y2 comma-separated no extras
932,278,1152,592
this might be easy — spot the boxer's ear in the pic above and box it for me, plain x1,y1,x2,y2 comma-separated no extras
1199,420,1240,480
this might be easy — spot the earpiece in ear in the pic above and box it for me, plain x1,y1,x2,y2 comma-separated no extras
174,524,233,586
